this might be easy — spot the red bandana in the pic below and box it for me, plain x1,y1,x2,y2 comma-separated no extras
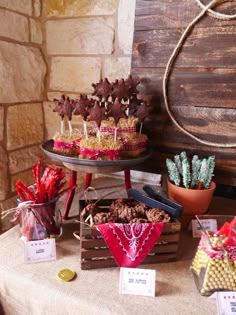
96,223,164,268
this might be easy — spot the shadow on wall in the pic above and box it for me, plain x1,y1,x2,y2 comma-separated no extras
214,184,236,200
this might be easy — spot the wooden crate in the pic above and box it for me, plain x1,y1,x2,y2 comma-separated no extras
79,199,181,270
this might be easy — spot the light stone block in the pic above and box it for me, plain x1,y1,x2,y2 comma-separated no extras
30,18,43,44
0,42,46,103
46,17,114,55
7,103,44,150
43,101,85,138
0,9,29,42
0,106,3,141
11,169,34,192
103,57,131,82
33,0,41,17
9,146,43,174
0,0,32,15
50,57,101,93
0,146,8,200
117,0,136,54
43,0,117,17
43,101,62,139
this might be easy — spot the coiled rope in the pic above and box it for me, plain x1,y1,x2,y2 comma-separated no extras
163,0,236,147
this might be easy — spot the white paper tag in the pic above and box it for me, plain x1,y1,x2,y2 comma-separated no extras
24,239,56,263
216,292,236,315
119,267,156,297
192,219,217,238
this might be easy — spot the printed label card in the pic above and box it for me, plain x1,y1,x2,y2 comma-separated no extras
24,239,56,263
192,219,217,238
119,267,156,297
216,292,236,315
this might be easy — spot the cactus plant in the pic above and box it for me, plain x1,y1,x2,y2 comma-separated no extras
166,158,181,186
166,152,215,190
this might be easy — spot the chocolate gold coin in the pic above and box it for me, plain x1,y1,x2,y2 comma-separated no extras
57,269,76,282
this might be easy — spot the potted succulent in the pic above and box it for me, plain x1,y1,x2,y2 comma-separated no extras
166,152,216,224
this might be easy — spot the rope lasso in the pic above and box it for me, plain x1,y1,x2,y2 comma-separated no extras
195,0,236,20
163,0,236,147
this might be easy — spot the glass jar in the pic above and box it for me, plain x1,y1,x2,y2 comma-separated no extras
190,215,236,296
19,197,62,241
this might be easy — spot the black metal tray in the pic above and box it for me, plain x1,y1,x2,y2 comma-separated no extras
41,139,152,172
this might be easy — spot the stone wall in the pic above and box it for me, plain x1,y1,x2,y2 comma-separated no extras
0,0,46,231
43,0,136,139
0,0,136,232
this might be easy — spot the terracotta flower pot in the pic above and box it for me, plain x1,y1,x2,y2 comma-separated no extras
167,180,216,228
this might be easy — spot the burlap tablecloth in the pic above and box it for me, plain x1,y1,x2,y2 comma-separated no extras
0,224,217,315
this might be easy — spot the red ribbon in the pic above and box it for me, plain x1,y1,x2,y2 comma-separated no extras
79,147,122,160
124,141,146,151
99,127,136,133
54,140,80,149
198,233,236,260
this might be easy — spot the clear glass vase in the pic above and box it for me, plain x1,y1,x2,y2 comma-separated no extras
190,215,236,296
19,197,62,241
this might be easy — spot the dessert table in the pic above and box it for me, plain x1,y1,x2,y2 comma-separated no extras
0,177,222,315
0,223,216,315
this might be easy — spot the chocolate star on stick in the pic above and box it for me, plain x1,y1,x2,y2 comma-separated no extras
134,101,152,123
125,75,140,96
87,100,107,127
111,79,129,100
64,96,75,122
53,95,66,120
92,78,112,101
73,94,90,120
128,95,142,116
107,97,128,125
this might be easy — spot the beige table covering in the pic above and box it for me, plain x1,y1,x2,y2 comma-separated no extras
0,225,216,315
0,177,219,315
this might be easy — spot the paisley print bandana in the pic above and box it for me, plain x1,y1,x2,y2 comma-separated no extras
96,222,164,267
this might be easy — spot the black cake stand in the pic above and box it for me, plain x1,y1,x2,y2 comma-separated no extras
41,139,152,219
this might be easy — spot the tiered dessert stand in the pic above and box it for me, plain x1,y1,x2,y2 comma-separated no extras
41,139,152,219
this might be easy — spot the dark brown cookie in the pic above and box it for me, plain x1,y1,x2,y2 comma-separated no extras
93,212,116,224
146,208,170,223
81,202,101,220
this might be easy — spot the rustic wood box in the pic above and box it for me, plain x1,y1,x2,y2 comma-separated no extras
79,199,181,270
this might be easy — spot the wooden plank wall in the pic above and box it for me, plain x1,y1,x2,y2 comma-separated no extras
131,0,236,185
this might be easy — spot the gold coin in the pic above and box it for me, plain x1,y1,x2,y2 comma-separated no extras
57,269,76,282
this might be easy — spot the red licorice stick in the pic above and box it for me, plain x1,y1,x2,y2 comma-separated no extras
15,187,27,202
16,180,35,201
32,158,46,203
